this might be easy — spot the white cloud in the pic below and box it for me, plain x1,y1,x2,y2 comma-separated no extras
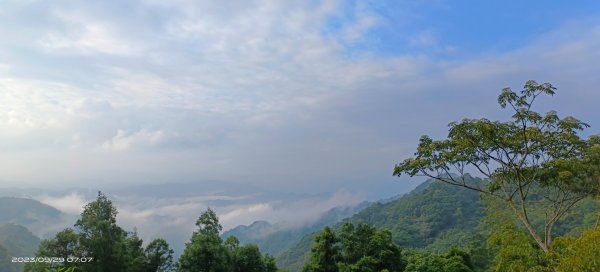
101,129,166,151
342,15,379,43
0,1,598,197
37,192,88,215
38,10,140,56
0,78,82,132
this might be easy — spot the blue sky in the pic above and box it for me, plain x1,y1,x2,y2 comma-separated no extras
334,1,600,57
0,0,599,200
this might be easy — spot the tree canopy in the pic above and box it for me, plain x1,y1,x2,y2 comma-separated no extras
27,192,174,272
177,208,279,272
394,80,600,252
302,222,405,272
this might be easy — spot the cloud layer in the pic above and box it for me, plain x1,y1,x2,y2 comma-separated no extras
0,1,599,199
33,185,364,255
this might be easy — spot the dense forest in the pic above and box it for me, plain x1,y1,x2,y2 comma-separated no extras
15,179,600,272
276,177,600,271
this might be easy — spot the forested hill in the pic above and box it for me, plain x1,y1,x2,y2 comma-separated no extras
276,176,488,271
0,223,41,272
349,177,485,249
276,175,600,271
0,197,64,238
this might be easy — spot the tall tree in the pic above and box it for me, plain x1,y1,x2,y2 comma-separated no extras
262,254,278,272
337,223,404,272
75,191,128,272
27,192,175,272
231,244,265,272
394,80,600,252
145,238,174,272
25,228,80,272
177,208,229,272
123,230,147,272
304,223,405,272
303,227,340,272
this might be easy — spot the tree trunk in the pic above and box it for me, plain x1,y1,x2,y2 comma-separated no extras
508,201,549,253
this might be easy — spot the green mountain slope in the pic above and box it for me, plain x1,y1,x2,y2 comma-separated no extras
276,175,600,271
0,224,41,272
0,243,20,272
0,224,41,257
0,197,64,238
276,177,487,271
350,178,485,250
222,203,369,257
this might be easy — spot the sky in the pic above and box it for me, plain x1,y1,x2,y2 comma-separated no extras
1,0,600,200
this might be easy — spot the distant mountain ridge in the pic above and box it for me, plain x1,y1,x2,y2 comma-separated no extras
222,202,370,256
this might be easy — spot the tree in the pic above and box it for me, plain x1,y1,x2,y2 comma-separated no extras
304,223,405,272
231,244,264,272
75,191,128,272
404,249,474,272
28,192,130,272
25,229,80,272
551,227,600,272
123,230,147,272
394,80,600,253
177,208,229,272
338,223,373,265
145,239,174,272
487,220,548,272
27,192,175,272
337,223,404,272
224,236,240,251
303,227,340,272
262,254,278,272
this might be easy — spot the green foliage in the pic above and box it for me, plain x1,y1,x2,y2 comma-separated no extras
277,178,487,272
278,177,600,272
178,208,279,272
352,178,485,250
262,254,278,272
231,244,266,272
393,80,600,252
145,238,175,272
123,231,147,272
27,191,175,272
551,228,600,272
177,208,229,272
302,223,404,272
404,248,474,272
487,221,548,272
0,224,41,257
0,223,42,271
302,227,339,272
75,192,128,272
43,266,76,272
276,232,316,272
